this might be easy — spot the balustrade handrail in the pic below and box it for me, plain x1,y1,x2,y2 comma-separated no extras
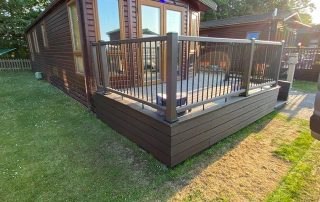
92,36,168,46
91,33,284,123
178,35,283,46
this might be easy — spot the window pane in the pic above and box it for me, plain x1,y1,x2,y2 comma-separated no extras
69,2,81,51
75,55,84,74
27,34,33,53
141,5,160,37
97,0,120,41
41,23,48,47
166,10,181,35
190,12,199,36
32,30,39,53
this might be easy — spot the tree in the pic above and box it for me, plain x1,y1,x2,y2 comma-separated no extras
0,0,52,58
202,0,315,25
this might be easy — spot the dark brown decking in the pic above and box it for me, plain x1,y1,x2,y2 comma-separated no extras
93,86,280,167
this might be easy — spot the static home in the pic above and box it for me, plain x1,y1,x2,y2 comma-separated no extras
297,26,320,48
26,0,285,167
200,11,311,47
26,0,217,106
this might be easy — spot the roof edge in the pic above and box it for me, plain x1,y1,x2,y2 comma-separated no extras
25,0,61,32
26,0,218,33
199,0,217,10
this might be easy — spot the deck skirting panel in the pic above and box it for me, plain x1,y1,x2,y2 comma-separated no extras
170,88,279,166
93,93,172,166
92,87,279,167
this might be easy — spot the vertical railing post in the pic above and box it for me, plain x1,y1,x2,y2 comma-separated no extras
242,38,255,96
274,41,285,86
91,44,103,92
98,41,109,93
165,33,178,123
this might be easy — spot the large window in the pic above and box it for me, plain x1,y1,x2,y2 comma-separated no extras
139,2,184,37
32,29,40,53
41,22,48,48
96,0,120,41
27,34,34,61
190,12,200,36
68,0,84,74
166,10,182,35
141,5,160,37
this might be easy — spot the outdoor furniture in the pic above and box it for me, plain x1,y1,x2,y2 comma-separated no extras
156,92,187,116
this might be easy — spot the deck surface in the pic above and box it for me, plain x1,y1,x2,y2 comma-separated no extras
109,71,271,115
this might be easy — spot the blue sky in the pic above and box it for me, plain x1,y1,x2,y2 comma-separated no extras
97,0,120,41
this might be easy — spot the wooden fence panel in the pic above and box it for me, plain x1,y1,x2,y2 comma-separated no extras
0,59,31,71
280,47,320,82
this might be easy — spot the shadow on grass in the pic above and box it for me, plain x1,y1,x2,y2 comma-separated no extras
0,71,279,201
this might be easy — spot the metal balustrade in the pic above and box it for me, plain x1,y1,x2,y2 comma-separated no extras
92,33,284,122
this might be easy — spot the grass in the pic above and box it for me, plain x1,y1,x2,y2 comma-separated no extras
267,118,320,201
1,71,319,201
292,80,318,93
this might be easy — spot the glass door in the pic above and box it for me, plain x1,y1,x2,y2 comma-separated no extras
139,1,185,83
166,10,182,35
140,5,162,83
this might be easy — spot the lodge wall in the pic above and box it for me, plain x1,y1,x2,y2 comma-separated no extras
26,0,88,106
200,22,271,40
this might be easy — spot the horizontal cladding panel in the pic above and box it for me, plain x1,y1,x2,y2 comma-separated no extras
95,108,171,157
93,93,171,135
171,105,275,166
93,94,171,147
171,97,277,156
172,88,278,135
172,93,277,146
27,0,88,105
94,97,171,166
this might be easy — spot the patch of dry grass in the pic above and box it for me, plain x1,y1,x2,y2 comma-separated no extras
169,114,308,201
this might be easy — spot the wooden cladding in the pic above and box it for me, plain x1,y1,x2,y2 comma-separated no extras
26,0,88,106
67,0,85,74
93,87,280,167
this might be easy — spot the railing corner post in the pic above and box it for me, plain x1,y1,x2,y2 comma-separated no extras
242,38,255,97
165,32,178,123
98,41,109,93
274,40,286,87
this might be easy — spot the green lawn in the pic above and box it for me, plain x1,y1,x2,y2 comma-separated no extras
292,80,318,93
267,118,320,201
1,72,319,201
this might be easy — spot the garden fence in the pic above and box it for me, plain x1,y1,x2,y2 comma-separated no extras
0,59,31,71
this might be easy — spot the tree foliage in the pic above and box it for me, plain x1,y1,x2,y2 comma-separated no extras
0,0,51,58
202,0,315,25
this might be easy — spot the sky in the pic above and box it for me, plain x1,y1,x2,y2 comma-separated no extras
97,0,120,41
311,0,320,24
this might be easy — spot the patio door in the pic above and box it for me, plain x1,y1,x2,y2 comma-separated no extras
138,0,186,83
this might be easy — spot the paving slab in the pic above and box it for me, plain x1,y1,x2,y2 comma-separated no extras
280,90,315,120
